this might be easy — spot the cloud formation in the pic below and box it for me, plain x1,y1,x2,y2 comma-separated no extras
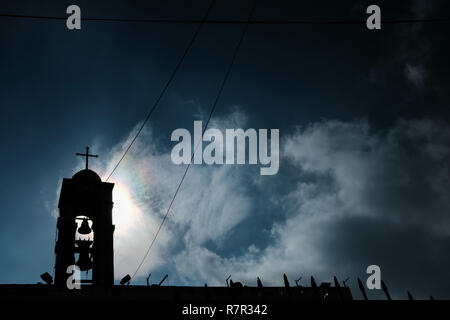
56,108,450,299
97,110,253,279
171,116,450,299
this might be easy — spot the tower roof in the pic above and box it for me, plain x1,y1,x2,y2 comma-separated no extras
72,169,102,185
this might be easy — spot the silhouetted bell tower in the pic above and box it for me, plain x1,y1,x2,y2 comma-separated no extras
54,147,115,287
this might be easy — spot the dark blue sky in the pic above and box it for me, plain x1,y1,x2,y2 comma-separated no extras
1,0,450,299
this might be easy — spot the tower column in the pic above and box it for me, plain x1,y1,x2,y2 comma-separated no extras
54,149,115,288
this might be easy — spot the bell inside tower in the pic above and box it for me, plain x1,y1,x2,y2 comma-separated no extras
55,148,114,287
75,216,94,275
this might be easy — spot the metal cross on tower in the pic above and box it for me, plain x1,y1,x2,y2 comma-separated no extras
76,146,99,170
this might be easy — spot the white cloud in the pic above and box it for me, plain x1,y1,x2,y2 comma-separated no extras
284,118,450,232
172,117,450,298
98,110,253,279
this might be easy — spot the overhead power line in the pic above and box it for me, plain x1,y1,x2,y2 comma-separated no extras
1,13,450,25
104,0,216,182
130,0,258,280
